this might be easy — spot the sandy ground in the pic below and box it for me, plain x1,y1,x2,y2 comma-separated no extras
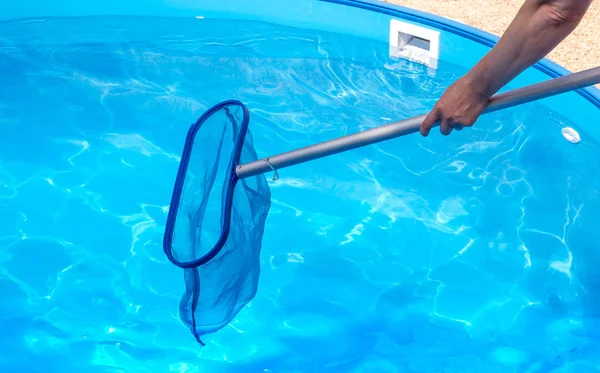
386,0,600,73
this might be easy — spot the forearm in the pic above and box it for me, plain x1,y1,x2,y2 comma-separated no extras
465,0,592,98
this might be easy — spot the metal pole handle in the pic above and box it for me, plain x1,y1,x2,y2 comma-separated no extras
236,66,600,179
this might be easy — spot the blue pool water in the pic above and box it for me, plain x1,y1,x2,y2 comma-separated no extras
2,15,600,372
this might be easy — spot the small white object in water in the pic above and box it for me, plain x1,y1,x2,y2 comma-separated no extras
561,127,580,144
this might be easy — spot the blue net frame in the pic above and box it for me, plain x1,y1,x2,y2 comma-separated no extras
163,100,271,345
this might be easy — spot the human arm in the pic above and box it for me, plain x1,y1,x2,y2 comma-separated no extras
420,0,593,137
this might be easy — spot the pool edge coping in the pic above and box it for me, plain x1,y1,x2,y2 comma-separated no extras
322,0,600,110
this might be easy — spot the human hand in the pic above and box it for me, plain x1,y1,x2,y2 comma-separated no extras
420,76,491,137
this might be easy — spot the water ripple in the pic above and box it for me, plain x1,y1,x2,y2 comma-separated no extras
1,15,600,373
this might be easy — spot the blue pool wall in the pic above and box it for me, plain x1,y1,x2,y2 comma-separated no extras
3,0,600,142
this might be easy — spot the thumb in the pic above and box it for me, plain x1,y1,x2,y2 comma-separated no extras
420,107,440,137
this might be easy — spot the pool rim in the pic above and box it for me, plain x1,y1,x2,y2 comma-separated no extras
323,0,600,110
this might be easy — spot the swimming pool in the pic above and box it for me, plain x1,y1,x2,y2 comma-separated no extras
2,0,600,372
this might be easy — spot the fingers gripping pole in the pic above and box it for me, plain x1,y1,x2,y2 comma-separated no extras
236,66,600,180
